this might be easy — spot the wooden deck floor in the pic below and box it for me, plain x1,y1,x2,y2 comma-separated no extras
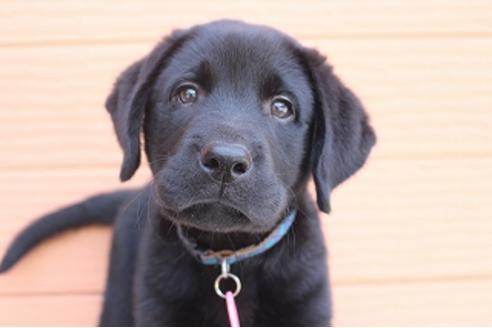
1,1,491,325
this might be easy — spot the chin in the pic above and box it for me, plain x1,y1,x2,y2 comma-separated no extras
168,202,273,233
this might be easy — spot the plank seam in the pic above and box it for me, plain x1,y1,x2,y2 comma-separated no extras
2,33,492,48
333,273,492,287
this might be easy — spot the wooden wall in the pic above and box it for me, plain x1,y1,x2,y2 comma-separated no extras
1,1,491,325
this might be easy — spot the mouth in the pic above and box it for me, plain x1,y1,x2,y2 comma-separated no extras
168,201,254,233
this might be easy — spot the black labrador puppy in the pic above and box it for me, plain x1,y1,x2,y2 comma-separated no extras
0,20,375,326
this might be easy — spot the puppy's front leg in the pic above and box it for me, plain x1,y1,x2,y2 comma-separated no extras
99,225,139,326
99,200,146,327
258,281,332,326
133,225,203,326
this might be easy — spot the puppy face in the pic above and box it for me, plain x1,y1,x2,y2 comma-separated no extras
145,23,313,233
106,20,376,234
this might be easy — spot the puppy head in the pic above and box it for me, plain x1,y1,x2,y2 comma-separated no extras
106,20,375,233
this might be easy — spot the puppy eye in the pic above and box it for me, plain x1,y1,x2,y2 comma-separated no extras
271,96,294,120
175,84,199,104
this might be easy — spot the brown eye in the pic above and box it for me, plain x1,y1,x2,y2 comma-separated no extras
176,84,199,104
271,96,294,120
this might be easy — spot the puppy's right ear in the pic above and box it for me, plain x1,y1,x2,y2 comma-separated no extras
105,30,189,181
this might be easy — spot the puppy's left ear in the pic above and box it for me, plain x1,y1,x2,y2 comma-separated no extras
301,48,376,213
105,30,189,181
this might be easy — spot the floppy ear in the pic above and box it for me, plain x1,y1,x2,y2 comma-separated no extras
105,30,189,181
302,48,376,213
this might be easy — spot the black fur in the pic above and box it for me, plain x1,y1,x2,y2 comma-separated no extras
1,20,376,326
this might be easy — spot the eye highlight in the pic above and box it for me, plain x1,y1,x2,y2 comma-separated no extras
270,96,295,120
174,83,199,105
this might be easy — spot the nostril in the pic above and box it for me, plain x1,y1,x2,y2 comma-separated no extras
200,143,252,181
202,157,220,171
231,162,248,175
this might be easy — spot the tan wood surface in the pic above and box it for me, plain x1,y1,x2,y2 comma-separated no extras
1,0,491,326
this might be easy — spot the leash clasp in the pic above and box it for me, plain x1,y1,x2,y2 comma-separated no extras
214,260,242,298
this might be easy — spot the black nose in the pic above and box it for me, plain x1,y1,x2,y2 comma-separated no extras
200,143,252,182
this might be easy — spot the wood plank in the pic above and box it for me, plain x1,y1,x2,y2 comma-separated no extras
1,0,492,46
333,279,492,325
0,38,491,171
323,158,492,283
0,168,150,227
0,293,101,326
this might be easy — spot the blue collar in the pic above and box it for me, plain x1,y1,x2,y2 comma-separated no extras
177,209,297,266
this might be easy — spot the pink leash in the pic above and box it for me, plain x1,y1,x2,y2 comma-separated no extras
225,291,240,327
215,261,242,327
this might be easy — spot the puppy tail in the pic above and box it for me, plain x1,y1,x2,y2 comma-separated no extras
0,189,136,273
